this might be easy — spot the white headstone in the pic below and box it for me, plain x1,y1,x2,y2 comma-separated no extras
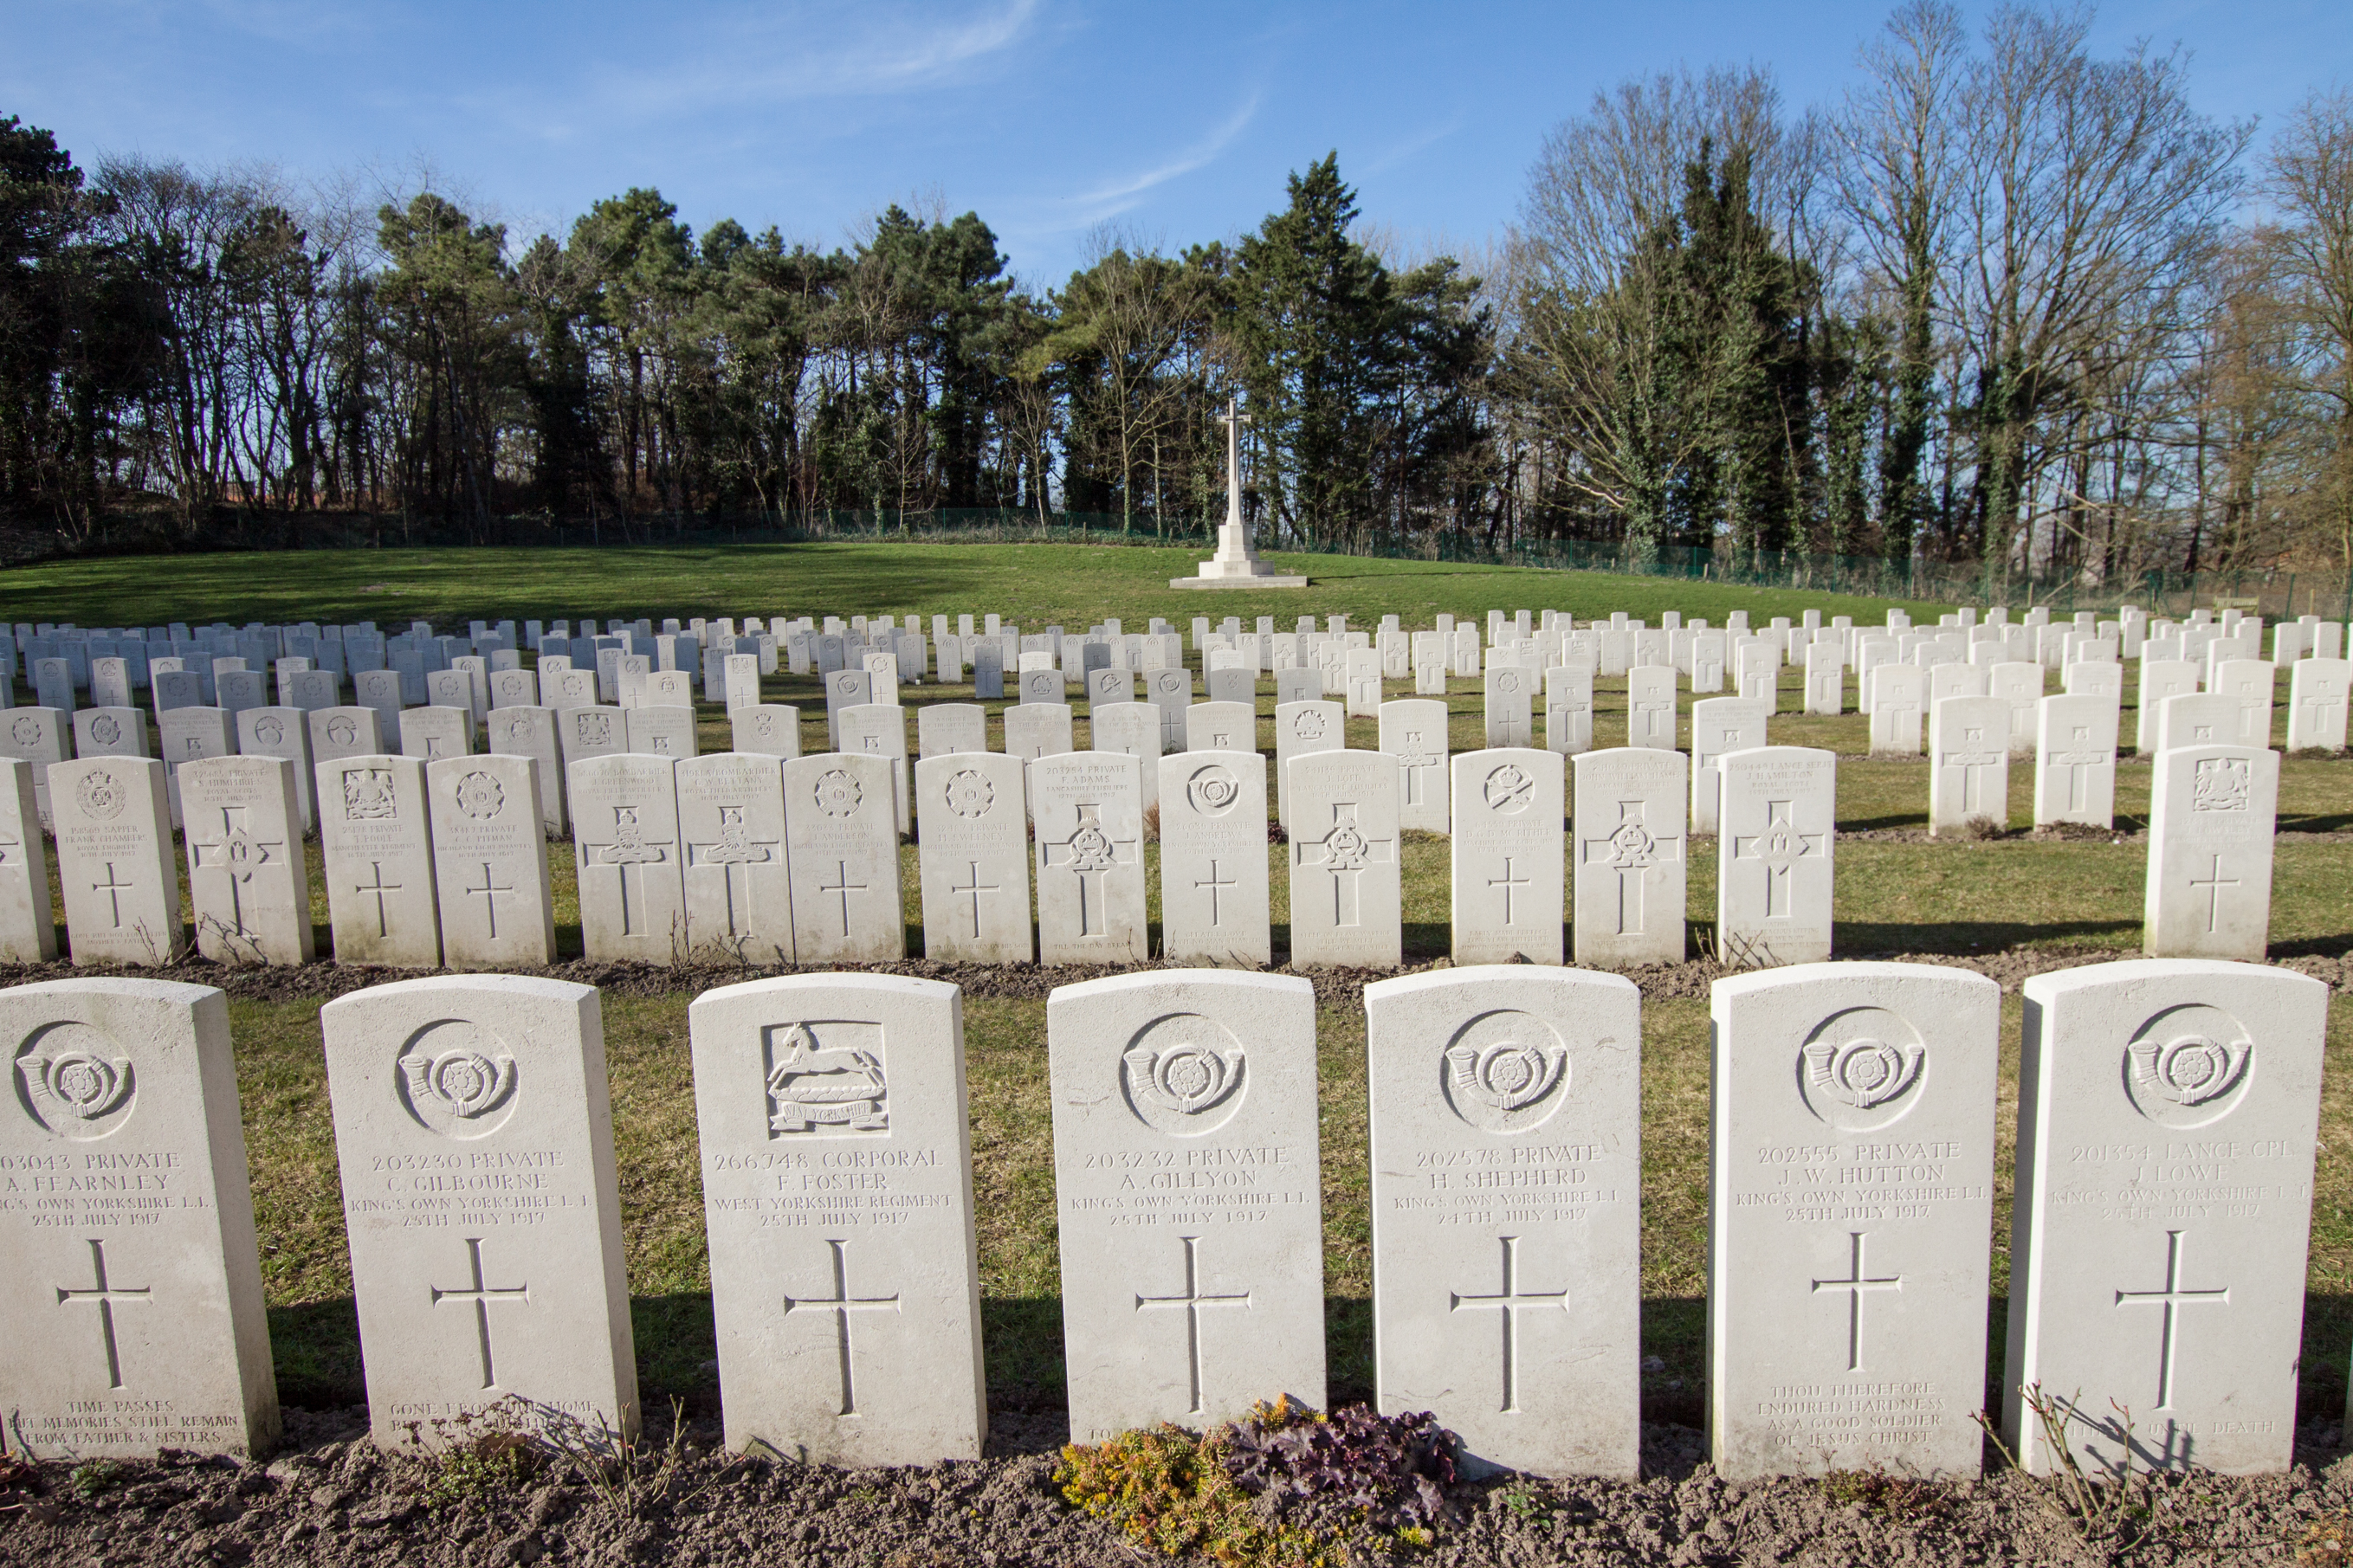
1048,971,1323,1440
181,755,313,965
913,752,1031,963
1287,749,1402,967
916,703,986,758
675,752,792,964
1571,748,1687,968
74,707,147,759
2032,694,2118,828
1483,666,1535,748
0,978,278,1456
1544,665,1594,757
1689,697,1768,834
570,753,685,963
2286,657,2349,751
784,753,905,963
624,703,697,760
428,755,556,969
1449,749,1564,965
838,704,911,836
2004,959,2328,1477
1272,700,1342,830
689,974,986,1464
1156,750,1270,966
1928,695,2011,835
1364,966,1641,1476
321,976,639,1449
1003,701,1074,764
317,753,441,967
731,704,802,759
2144,745,2277,959
1715,746,1835,967
1709,962,2001,1479
307,705,383,771
486,705,565,836
1031,752,1147,965
1184,700,1254,754
51,758,183,965
398,705,473,762
0,758,56,959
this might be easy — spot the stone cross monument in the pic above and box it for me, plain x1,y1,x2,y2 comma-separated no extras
1171,397,1307,589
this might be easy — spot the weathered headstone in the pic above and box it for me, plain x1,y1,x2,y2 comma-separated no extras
1710,962,2001,1479
1031,752,1147,965
428,754,555,969
570,753,685,963
783,752,905,964
1047,971,1324,1440
1288,749,1402,967
1928,695,2011,835
1003,701,1074,764
914,752,1031,964
0,978,279,1456
2004,958,2328,1477
181,755,313,965
74,707,147,759
0,758,57,959
1449,749,1564,965
1626,668,1677,750
624,704,697,760
486,706,565,836
731,703,802,759
1272,700,1342,830
2144,745,2277,959
2033,694,2118,828
1157,751,1270,965
1364,966,1641,1477
51,758,183,965
307,705,384,771
1571,748,1687,969
318,753,441,967
1715,746,1835,967
321,976,639,1449
1689,697,1768,834
915,703,986,758
688,974,986,1464
398,705,473,762
1184,700,1255,754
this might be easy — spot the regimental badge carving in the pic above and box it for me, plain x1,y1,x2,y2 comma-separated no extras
343,767,397,820
814,770,862,816
2191,756,2252,812
579,712,614,745
255,716,285,746
1483,764,1534,814
89,714,121,746
1797,1006,1928,1130
455,771,505,819
10,715,41,745
1293,710,1327,741
326,715,359,747
76,769,126,821
14,1023,138,1139
1121,1013,1248,1136
765,1021,888,1134
753,713,775,739
1440,1009,1574,1133
1186,765,1241,816
396,1020,520,1139
2123,1003,2256,1128
944,770,993,818
1493,669,1522,694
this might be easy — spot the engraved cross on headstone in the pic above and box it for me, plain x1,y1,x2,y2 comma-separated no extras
1731,801,1825,920
1135,1234,1251,1416
591,805,673,937
1194,859,1238,925
430,1236,530,1391
1449,1235,1568,1414
686,804,781,934
191,803,285,935
1297,801,1396,926
2114,1229,2229,1409
1486,855,1531,923
784,1237,901,1416
817,861,869,935
463,861,516,939
1579,798,1682,935
355,861,402,936
91,862,134,927
56,1237,150,1390
948,860,999,937
1943,725,2006,813
1393,731,1441,808
2051,726,2107,812
2188,854,2240,934
1042,803,1139,938
1811,1231,1902,1373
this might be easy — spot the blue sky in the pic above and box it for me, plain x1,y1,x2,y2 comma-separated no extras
3,0,2347,288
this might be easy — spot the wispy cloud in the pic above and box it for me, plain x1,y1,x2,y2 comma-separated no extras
1033,91,1263,234
585,0,1043,118
1360,116,1462,177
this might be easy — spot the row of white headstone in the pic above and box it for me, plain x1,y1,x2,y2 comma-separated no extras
2,958,2324,1483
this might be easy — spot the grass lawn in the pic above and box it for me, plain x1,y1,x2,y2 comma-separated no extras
10,539,2350,1432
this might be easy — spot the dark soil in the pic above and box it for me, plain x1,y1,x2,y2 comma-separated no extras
7,1407,2353,1567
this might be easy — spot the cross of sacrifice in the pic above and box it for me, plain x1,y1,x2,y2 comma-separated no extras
1135,1235,1251,1417
56,1237,151,1390
1042,803,1139,938
1450,1236,1570,1414
1579,799,1682,935
2051,726,2108,812
948,860,999,937
1194,859,1238,925
1812,1231,1902,1373
90,862,135,927
430,1236,530,1391
591,805,672,937
686,805,781,934
1731,801,1826,920
2115,1230,2229,1410
1298,802,1396,926
190,804,285,936
784,1237,901,1416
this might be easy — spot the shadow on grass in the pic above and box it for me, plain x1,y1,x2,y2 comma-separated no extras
1834,917,2140,955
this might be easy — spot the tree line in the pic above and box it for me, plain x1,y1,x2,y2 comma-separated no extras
2,3,2349,584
